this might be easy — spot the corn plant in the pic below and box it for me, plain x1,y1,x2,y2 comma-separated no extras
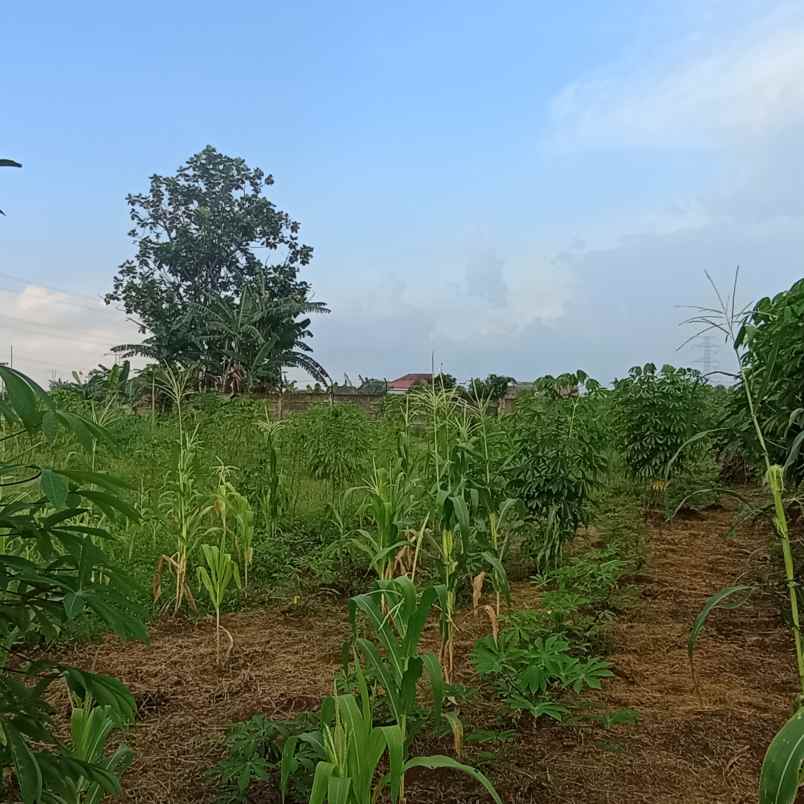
308,664,502,804
682,271,804,804
47,693,134,804
155,423,210,613
196,543,242,665
257,417,289,538
348,576,446,743
349,463,418,584
430,490,473,681
211,465,255,589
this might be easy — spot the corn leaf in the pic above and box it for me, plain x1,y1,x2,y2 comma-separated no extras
759,708,804,804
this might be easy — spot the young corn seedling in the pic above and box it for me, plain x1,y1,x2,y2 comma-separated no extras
49,691,134,804
196,543,242,666
683,270,804,804
309,663,502,804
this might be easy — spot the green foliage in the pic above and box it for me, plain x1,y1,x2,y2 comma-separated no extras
681,271,804,803
196,543,242,665
0,367,145,803
348,577,447,740
349,464,419,583
507,376,607,567
464,374,514,403
208,711,323,804
614,363,710,483
759,708,804,804
105,146,328,388
471,543,627,722
309,666,502,804
294,405,371,491
731,277,804,484
471,630,613,722
48,696,134,804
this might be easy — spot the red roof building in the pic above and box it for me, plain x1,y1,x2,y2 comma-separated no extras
387,373,433,394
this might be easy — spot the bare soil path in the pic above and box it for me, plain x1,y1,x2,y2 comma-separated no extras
61,507,797,803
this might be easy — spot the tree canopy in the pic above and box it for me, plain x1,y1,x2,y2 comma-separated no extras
106,146,328,390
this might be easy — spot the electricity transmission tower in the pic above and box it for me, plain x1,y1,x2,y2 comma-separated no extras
694,335,719,376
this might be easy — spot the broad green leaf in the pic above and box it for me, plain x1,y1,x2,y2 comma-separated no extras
308,761,336,804
40,468,68,507
327,775,351,804
3,722,42,804
63,590,86,620
380,724,404,803
0,367,43,431
760,708,804,804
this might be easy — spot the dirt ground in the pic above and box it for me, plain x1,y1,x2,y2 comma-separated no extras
60,508,798,803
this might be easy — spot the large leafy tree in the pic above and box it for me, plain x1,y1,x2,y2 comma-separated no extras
105,146,327,387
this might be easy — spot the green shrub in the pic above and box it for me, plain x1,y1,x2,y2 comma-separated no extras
613,363,710,483
506,374,607,567
289,404,372,492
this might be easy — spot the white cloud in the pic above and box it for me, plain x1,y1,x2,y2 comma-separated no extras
548,5,804,150
0,285,142,385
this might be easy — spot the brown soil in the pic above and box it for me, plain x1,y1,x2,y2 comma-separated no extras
59,508,797,803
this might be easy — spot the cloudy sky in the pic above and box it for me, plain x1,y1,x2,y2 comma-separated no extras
3,1,803,385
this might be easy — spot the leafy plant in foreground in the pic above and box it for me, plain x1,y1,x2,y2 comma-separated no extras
48,694,134,804
682,271,804,804
208,711,323,803
348,577,447,744
309,665,502,804
0,367,146,803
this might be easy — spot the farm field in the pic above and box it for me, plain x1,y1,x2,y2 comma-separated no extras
58,505,796,803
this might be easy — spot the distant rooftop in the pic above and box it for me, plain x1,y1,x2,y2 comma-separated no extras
388,373,433,393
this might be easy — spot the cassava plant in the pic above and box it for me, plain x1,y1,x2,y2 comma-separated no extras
0,367,146,804
613,363,712,510
507,373,607,569
683,271,804,804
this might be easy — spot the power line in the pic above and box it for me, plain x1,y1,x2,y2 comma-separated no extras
0,270,113,308
0,313,122,349
0,285,127,320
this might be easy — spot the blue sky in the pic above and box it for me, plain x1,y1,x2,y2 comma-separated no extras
3,0,804,384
